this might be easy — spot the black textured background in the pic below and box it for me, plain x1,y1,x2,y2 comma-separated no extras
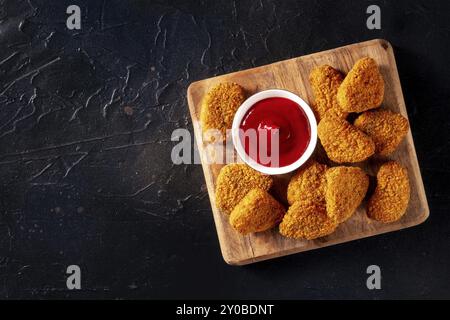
0,0,449,299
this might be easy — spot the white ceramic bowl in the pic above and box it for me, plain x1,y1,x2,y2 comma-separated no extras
231,89,317,175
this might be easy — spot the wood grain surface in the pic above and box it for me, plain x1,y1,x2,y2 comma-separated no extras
186,39,429,265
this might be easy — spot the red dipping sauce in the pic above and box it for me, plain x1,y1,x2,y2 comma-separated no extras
239,97,311,168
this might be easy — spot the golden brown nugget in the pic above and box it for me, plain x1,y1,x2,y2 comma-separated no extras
317,115,375,163
215,164,272,214
229,189,285,234
287,160,328,205
367,161,410,223
337,57,385,113
325,166,369,223
279,200,338,240
309,65,348,121
354,110,409,156
200,82,245,141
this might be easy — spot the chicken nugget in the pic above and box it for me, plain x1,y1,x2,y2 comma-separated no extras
354,110,409,156
229,188,285,234
215,163,273,214
279,200,338,240
309,65,348,121
367,161,410,223
317,114,375,163
325,166,369,223
337,57,384,112
200,82,246,141
287,160,328,205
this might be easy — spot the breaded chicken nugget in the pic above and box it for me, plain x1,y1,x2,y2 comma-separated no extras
317,115,375,163
354,110,409,156
367,161,410,223
229,188,285,234
337,57,385,112
200,82,245,142
287,160,328,205
309,65,348,121
215,164,272,214
325,166,369,223
279,200,338,240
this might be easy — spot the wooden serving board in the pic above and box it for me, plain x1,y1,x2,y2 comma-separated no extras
186,39,429,265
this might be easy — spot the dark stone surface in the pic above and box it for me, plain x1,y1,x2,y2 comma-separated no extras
0,0,449,299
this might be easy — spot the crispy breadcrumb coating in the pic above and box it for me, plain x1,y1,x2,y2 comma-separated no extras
317,114,375,163
337,57,385,113
287,160,328,205
200,82,245,141
309,65,348,121
279,200,338,240
229,188,285,234
325,166,369,223
354,110,409,156
367,161,410,223
215,164,273,214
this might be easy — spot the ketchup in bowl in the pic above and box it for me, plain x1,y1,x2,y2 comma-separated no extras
239,97,311,168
